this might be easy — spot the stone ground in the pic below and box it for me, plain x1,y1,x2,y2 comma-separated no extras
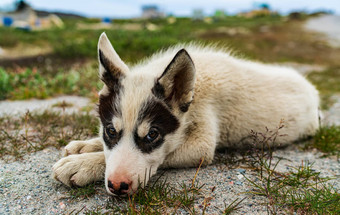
1,15,340,214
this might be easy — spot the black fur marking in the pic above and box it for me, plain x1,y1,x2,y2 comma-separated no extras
98,89,121,124
97,79,123,150
179,101,191,113
99,49,124,90
158,49,191,80
134,98,180,153
151,82,165,99
134,132,165,154
154,49,195,112
102,125,122,149
97,50,124,126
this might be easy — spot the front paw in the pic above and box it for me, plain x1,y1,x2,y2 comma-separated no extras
52,153,105,187
64,140,103,156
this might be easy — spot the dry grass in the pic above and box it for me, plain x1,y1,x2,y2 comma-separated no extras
0,110,98,161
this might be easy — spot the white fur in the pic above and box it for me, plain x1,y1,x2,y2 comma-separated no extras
52,33,319,195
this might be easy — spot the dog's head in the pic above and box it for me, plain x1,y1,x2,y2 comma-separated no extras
97,33,196,195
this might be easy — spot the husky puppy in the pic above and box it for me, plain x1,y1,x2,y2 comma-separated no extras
52,33,319,195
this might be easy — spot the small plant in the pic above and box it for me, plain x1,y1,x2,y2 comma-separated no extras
223,197,245,215
305,125,340,158
242,121,340,214
69,183,97,200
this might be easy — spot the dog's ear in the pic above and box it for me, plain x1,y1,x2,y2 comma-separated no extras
153,49,196,112
98,32,128,89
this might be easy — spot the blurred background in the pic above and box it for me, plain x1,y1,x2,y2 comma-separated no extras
0,0,339,108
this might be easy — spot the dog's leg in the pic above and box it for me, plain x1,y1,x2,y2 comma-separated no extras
162,113,218,168
64,137,103,156
52,152,105,187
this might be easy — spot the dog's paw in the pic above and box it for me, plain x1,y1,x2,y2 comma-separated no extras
52,152,105,187
64,140,103,156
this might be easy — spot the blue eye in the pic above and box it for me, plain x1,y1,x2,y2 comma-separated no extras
146,128,159,142
106,126,117,138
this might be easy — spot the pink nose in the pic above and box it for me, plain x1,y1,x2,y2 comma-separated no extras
107,178,132,195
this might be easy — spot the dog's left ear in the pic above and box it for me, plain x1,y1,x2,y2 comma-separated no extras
153,49,196,112
98,32,129,89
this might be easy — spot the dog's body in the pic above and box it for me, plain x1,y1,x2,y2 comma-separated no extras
53,33,319,195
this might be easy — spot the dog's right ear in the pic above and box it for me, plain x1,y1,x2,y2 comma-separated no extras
98,32,128,89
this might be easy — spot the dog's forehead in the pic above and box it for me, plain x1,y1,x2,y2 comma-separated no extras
119,73,156,132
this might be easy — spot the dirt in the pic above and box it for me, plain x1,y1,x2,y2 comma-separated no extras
0,96,93,117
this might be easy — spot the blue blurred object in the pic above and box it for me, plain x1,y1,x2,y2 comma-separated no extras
102,17,111,24
3,16,13,27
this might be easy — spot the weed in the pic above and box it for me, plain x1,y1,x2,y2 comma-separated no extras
242,121,340,214
223,197,246,215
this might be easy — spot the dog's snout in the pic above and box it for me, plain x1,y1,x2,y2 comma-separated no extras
107,179,132,195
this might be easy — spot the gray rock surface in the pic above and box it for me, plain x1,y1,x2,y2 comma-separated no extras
0,146,339,214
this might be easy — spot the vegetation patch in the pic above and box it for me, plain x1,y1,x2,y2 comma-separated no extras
0,65,101,100
307,67,340,109
304,125,340,157
68,183,98,200
0,110,98,160
242,122,340,214
80,161,244,215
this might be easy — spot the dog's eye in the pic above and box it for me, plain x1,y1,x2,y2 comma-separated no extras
146,128,159,142
106,126,117,138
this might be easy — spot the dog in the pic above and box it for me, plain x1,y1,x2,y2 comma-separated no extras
52,32,319,196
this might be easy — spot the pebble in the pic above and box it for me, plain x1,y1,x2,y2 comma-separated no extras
235,181,243,185
237,174,244,180
59,202,66,209
236,168,246,174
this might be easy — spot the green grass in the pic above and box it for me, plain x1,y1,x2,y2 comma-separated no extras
0,110,98,160
0,16,283,61
244,160,339,214
68,183,98,200
79,161,244,214
2,16,340,104
82,162,206,214
307,67,340,109
222,198,245,215
0,64,101,100
305,126,340,157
